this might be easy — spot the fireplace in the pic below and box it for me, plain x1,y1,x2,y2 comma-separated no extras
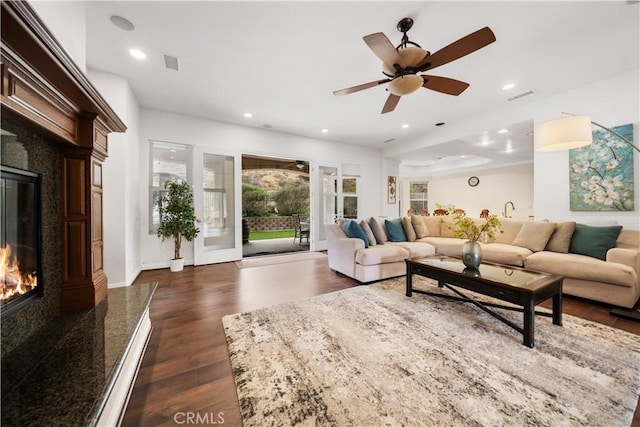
1,165,42,316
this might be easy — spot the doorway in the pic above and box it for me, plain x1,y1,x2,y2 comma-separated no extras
241,154,310,257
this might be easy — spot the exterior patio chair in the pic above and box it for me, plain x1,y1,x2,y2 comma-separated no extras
293,214,310,244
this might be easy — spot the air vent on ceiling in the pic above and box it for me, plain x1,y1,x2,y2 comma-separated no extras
383,138,395,144
163,54,179,71
507,90,534,102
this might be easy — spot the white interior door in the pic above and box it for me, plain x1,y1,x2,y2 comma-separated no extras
313,165,339,251
313,163,360,250
193,146,242,265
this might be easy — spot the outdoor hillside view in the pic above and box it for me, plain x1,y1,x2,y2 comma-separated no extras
242,168,310,243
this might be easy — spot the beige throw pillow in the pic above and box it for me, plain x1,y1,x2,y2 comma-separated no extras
545,221,576,253
402,216,417,242
411,215,429,239
359,220,377,246
368,217,388,244
511,221,557,252
440,218,458,238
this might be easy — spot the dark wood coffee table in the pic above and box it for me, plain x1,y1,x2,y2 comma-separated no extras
406,255,563,347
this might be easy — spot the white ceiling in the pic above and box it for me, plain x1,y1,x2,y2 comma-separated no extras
82,1,639,175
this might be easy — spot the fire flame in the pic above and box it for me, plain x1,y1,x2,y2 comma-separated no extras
1,244,37,301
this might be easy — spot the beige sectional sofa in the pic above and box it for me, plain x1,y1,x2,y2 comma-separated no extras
327,216,640,309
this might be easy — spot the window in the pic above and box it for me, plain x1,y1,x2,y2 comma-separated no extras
409,181,429,212
149,141,191,234
341,163,361,219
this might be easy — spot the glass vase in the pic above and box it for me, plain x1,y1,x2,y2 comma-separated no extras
461,240,482,269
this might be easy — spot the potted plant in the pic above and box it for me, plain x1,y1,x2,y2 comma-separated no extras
451,214,502,269
157,181,200,272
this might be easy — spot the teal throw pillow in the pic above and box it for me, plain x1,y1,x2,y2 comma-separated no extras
385,218,407,242
569,223,622,260
343,220,369,248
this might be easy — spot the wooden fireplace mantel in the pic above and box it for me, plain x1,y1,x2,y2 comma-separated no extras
1,1,127,312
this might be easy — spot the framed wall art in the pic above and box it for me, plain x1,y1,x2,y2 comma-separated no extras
387,175,397,204
569,123,634,211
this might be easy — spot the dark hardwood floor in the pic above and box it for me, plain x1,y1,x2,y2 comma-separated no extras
122,256,640,426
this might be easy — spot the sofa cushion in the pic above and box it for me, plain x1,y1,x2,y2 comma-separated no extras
368,217,388,244
344,220,369,247
402,217,417,242
494,219,525,244
481,243,533,267
511,221,556,252
385,218,407,242
387,241,436,258
569,224,623,260
440,218,458,238
411,215,429,239
360,220,377,246
424,217,443,237
525,251,636,288
420,237,465,257
545,221,576,253
355,245,409,266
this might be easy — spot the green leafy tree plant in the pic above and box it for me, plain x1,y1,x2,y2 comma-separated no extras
451,214,502,243
157,181,200,260
273,182,310,216
242,183,268,217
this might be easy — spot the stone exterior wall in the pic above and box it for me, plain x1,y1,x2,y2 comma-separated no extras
245,216,301,231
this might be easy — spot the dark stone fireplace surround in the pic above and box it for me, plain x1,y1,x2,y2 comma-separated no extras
1,117,64,356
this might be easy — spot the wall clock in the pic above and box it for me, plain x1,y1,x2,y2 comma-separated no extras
468,176,480,187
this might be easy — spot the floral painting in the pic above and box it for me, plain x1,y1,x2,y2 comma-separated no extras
569,123,634,211
387,176,397,204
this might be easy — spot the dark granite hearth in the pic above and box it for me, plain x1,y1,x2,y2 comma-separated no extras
1,282,156,426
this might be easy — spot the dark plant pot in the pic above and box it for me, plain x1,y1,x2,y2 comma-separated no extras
242,218,250,244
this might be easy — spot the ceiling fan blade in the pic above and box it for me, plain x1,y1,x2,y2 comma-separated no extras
363,32,406,70
417,27,496,72
333,78,391,96
381,94,401,114
421,75,470,96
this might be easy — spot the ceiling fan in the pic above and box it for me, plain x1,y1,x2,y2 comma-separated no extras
333,18,496,114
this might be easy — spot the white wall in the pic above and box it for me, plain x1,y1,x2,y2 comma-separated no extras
138,109,383,269
29,1,87,73
88,70,142,287
400,163,534,220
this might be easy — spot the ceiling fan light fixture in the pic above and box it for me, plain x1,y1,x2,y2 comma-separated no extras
388,75,424,96
382,46,428,75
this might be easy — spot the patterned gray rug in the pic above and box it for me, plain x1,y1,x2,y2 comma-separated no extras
223,277,640,426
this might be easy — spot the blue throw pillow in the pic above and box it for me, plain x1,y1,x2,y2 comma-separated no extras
385,218,407,242
343,220,369,248
569,223,622,260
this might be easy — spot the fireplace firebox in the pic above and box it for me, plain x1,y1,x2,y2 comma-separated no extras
0,165,42,316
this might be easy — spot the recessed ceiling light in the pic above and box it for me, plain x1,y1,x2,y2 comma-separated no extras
129,48,146,60
497,128,509,134
401,124,410,129
243,113,253,118
321,129,328,133
110,15,135,31
502,83,516,91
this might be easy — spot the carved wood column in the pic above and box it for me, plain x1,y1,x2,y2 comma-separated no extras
61,115,109,312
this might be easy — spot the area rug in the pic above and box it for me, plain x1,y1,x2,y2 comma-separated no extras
223,276,640,426
234,251,326,269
